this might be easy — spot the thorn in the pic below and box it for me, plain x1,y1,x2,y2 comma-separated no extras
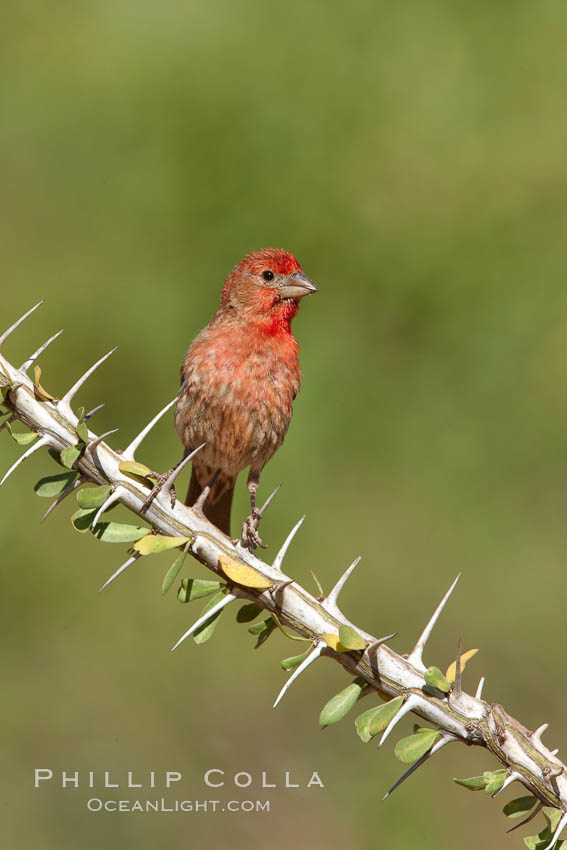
551,748,560,756
475,676,485,700
42,476,83,522
365,633,398,657
59,349,117,417
122,397,177,460
91,487,123,527
87,428,119,452
507,802,543,834
379,694,421,748
0,300,45,347
193,468,220,514
84,403,105,421
492,770,522,797
532,723,549,744
383,734,456,800
324,556,362,615
99,553,141,592
541,810,567,850
19,329,64,373
273,642,323,708
310,570,324,598
453,636,463,698
258,484,281,518
272,515,306,571
171,593,236,651
159,444,205,503
0,435,49,486
407,574,461,673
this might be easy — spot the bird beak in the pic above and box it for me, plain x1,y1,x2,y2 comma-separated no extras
280,270,318,300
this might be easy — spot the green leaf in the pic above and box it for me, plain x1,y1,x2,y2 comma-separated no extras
76,421,89,443
71,507,97,532
424,666,451,693
34,471,77,497
92,522,150,543
365,695,404,737
394,728,440,763
193,591,227,644
77,485,112,509
543,808,563,833
355,705,381,743
338,624,367,650
503,796,538,818
9,429,40,446
248,616,276,648
484,770,507,794
236,602,263,623
281,647,312,672
319,677,365,727
118,460,155,480
60,444,82,468
177,578,222,603
453,774,488,791
162,547,190,595
133,535,190,556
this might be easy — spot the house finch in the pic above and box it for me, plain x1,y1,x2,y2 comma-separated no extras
174,248,316,548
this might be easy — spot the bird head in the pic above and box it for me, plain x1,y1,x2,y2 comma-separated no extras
219,249,317,321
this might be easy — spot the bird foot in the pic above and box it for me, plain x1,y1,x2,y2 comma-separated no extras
140,468,177,513
241,507,267,551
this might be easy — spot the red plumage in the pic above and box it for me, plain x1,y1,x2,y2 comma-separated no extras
175,248,317,547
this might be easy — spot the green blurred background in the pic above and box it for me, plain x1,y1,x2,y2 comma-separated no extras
2,1,567,848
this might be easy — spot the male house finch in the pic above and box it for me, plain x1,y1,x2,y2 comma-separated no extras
174,248,316,548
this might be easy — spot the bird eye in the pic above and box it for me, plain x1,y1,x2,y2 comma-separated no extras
262,270,274,282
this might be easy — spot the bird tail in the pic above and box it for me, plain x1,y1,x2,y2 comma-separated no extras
185,468,234,536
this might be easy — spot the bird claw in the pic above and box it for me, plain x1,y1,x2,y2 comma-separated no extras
241,508,267,551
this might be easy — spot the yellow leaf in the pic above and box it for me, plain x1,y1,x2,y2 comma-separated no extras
33,365,56,402
322,632,341,650
218,555,273,589
119,460,154,478
445,648,479,684
133,535,190,556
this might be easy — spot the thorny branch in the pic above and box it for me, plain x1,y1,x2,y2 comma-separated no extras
1,302,566,849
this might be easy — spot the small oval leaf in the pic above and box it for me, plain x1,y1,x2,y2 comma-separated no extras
281,647,312,672
218,555,273,589
162,550,188,595
424,666,451,693
236,602,263,623
10,430,40,446
177,578,222,603
395,728,440,763
133,535,190,556
76,421,89,443
503,796,538,818
193,591,227,644
60,444,82,468
92,522,150,543
484,770,507,795
338,624,367,651
118,460,154,478
34,471,77,497
319,678,365,727
453,774,489,791
322,632,341,650
77,485,112,509
367,695,405,736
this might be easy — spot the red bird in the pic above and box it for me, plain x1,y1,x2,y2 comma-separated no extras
175,248,316,548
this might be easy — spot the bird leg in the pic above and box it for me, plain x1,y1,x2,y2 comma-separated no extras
241,471,267,551
192,468,220,517
140,452,188,513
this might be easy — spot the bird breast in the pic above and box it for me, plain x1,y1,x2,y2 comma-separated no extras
175,324,302,477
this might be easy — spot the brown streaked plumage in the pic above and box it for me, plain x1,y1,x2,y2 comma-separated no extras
175,248,316,547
